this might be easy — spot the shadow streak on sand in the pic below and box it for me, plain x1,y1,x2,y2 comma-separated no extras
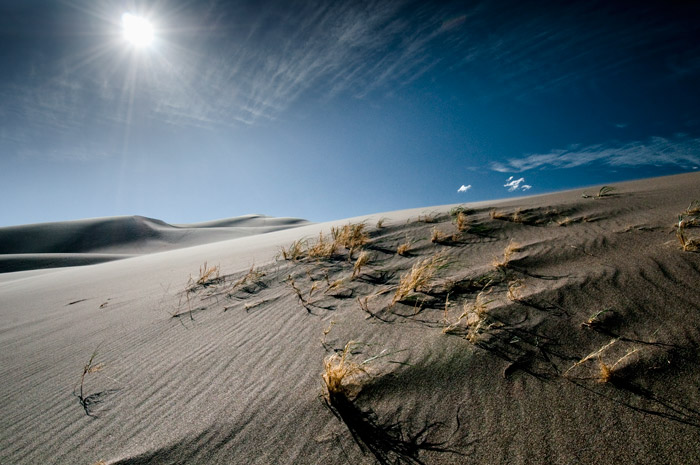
324,389,463,465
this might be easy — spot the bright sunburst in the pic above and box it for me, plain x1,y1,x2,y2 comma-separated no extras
122,13,154,48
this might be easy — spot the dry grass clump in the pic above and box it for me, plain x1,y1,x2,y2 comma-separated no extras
376,218,387,229
392,252,447,305
455,211,469,232
490,209,524,223
430,226,452,244
583,185,616,199
280,239,306,261
332,223,370,258
677,226,700,251
195,262,220,286
443,289,494,342
397,238,413,256
564,339,639,383
490,209,509,220
507,279,525,301
351,251,371,278
686,200,700,215
676,218,700,252
75,348,105,416
557,216,577,227
323,341,370,397
418,213,438,223
232,263,265,289
581,308,613,329
492,240,521,270
307,232,338,259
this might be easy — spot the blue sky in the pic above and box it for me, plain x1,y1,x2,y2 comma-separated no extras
1,0,699,226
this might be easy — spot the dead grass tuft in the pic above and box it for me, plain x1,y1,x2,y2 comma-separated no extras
75,348,105,416
392,252,447,305
564,339,639,382
507,279,525,301
677,219,700,252
583,185,617,199
430,226,452,244
397,238,413,256
443,289,494,342
286,275,312,312
322,341,369,397
455,211,469,232
490,209,524,223
332,223,370,258
307,232,338,259
280,239,306,261
685,200,700,215
492,240,521,270
352,251,371,278
418,213,438,223
232,263,265,289
194,262,220,287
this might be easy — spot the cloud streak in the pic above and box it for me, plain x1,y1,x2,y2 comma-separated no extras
491,136,700,173
457,184,471,192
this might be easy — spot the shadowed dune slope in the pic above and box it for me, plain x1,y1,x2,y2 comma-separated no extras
1,172,700,464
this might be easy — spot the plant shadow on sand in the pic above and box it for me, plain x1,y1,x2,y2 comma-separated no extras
324,389,462,465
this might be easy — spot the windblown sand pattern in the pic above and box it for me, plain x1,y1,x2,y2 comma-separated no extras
1,172,700,464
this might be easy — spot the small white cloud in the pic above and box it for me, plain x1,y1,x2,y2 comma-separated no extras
504,177,532,192
457,184,472,193
615,123,628,129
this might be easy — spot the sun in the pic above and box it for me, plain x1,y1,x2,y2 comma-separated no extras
122,13,154,48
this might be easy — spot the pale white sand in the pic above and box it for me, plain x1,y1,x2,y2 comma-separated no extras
1,172,700,464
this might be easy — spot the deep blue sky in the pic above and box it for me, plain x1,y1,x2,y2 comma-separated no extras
1,0,699,226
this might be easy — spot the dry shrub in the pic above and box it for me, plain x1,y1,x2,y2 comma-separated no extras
392,252,447,305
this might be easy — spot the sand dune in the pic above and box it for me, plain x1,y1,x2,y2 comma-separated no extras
0,214,309,272
1,172,700,464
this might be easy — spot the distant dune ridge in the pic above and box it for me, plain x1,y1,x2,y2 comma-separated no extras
1,172,700,464
0,214,310,272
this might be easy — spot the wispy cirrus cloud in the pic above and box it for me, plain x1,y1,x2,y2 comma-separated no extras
492,136,700,173
0,0,475,139
457,184,471,192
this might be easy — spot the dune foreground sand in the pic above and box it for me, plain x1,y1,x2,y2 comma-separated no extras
2,172,700,464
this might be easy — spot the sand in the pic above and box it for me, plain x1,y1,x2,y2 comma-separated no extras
1,172,700,464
